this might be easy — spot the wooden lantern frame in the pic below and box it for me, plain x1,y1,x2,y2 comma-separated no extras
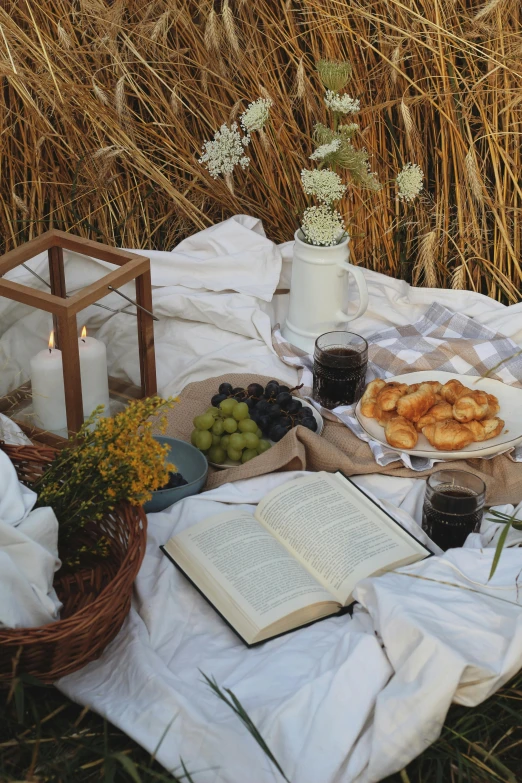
0,230,157,440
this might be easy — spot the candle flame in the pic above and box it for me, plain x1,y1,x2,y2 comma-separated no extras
48,331,55,351
81,325,87,339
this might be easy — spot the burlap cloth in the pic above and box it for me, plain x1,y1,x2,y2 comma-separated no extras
156,374,522,505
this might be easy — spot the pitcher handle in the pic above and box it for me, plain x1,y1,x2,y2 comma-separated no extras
335,260,369,323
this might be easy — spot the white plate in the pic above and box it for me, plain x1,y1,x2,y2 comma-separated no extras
355,371,522,460
209,397,324,469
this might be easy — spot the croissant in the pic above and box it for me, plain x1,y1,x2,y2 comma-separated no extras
396,383,437,422
462,420,486,442
424,380,443,394
485,393,500,418
481,417,504,440
421,420,475,450
374,401,397,427
385,416,418,449
462,417,504,442
376,382,409,411
360,379,387,418
415,401,454,431
452,390,489,422
440,379,470,404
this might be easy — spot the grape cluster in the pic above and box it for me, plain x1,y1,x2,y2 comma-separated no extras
191,397,271,465
211,381,318,443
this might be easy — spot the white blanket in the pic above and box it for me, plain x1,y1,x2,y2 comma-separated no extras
2,215,522,780
0,448,61,628
57,472,522,783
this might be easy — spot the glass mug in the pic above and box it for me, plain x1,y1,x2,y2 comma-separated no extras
312,331,368,409
422,469,486,551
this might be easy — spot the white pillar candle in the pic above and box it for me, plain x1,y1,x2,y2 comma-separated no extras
79,327,110,419
30,332,67,432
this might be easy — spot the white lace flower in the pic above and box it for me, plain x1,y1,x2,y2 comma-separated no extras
324,90,360,115
301,205,346,246
301,168,347,203
309,138,341,161
240,97,273,133
339,123,359,136
199,123,250,178
396,162,424,202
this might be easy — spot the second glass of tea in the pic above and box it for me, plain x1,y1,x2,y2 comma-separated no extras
312,331,368,409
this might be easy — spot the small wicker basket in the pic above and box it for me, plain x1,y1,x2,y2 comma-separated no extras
0,443,147,685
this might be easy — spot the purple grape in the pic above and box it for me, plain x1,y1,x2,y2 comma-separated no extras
219,382,234,395
267,404,281,418
211,393,227,406
276,392,292,407
247,383,264,398
301,418,318,432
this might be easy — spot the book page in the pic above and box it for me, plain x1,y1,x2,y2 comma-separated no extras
166,509,336,632
255,472,427,604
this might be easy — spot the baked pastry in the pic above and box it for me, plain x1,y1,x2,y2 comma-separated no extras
374,401,397,427
421,420,475,450
376,382,409,411
396,383,437,422
415,402,454,431
440,379,469,404
452,390,489,422
481,417,504,440
462,417,504,442
385,416,418,449
462,420,486,442
360,379,387,418
485,393,500,418
424,380,443,394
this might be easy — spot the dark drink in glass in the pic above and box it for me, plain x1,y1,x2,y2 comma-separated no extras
422,470,486,550
312,331,368,409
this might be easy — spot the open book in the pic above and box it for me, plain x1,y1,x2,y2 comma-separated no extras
161,471,430,646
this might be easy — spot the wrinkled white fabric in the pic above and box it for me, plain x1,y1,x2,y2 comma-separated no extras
2,215,522,779
57,472,522,783
0,448,61,628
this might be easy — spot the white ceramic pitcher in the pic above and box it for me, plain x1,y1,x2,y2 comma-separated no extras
281,230,369,353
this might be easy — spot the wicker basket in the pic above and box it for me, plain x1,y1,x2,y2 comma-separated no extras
0,443,147,684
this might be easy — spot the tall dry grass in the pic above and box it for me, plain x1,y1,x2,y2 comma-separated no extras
0,0,521,301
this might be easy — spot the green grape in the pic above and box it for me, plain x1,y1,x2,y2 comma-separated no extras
257,439,271,454
238,419,257,433
206,406,220,416
243,432,259,449
256,428,263,438
242,448,258,463
219,398,237,416
200,412,216,430
227,446,242,461
194,430,212,451
233,402,249,421
211,434,221,447
190,429,199,446
223,417,238,433
229,432,246,450
211,419,225,436
221,435,231,450
208,446,226,464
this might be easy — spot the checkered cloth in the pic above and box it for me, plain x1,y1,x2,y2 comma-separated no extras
272,302,522,470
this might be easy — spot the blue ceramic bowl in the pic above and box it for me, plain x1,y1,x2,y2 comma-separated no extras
143,436,208,514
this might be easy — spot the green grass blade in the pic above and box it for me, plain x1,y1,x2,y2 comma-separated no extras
488,515,514,580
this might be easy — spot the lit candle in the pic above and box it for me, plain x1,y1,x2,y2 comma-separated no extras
79,326,110,419
30,331,67,432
